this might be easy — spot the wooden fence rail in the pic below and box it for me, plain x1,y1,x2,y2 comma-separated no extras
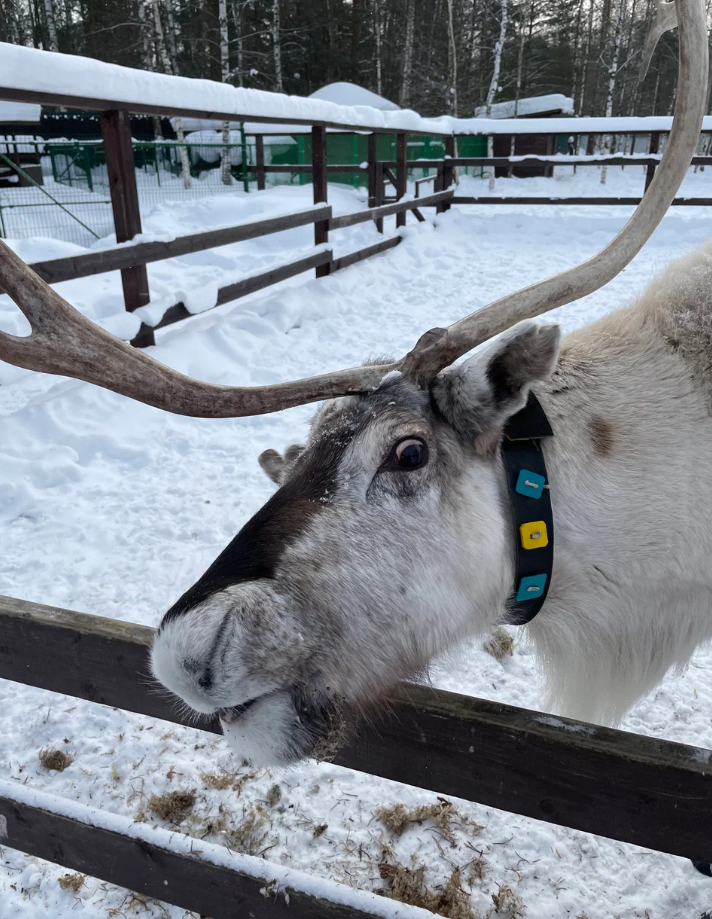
11,190,452,344
329,190,452,230
451,196,712,207
1,593,711,865
0,779,400,919
16,205,332,285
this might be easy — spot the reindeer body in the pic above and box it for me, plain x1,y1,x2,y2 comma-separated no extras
531,238,712,724
150,239,712,765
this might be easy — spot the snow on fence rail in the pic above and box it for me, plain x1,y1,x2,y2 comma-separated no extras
2,592,712,887
0,779,428,919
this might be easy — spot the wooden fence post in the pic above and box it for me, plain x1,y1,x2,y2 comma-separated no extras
368,134,384,234
99,109,153,348
312,125,330,277
441,135,455,212
645,131,660,193
255,135,266,191
396,133,407,228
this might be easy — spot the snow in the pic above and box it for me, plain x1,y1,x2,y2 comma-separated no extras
474,94,574,119
3,164,712,918
0,43,444,135
438,114,712,135
0,779,430,919
0,100,41,124
309,82,400,112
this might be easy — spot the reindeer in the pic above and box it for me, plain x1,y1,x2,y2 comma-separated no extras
0,0,707,772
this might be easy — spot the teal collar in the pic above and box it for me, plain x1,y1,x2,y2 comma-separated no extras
501,392,554,625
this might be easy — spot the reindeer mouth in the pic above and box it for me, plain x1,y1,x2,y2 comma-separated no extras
218,697,260,724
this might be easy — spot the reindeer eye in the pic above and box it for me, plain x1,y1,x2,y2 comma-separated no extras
381,438,428,472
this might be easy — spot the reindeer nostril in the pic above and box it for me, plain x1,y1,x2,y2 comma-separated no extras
197,667,213,691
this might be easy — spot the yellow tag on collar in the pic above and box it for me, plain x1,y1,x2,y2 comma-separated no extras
520,521,549,549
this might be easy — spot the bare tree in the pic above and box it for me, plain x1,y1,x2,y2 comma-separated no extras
509,0,534,174
600,0,626,184
486,0,509,189
231,0,246,87
272,0,283,91
138,0,162,137
485,0,509,114
400,0,415,107
219,0,232,185
152,0,191,189
43,0,59,51
373,0,383,95
446,0,459,115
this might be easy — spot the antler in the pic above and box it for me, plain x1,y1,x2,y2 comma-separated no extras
0,0,706,415
401,0,708,383
0,241,397,417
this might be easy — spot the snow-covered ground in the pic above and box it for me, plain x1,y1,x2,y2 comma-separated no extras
2,165,712,919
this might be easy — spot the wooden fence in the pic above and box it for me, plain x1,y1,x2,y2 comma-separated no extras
10,189,451,347
1,592,711,919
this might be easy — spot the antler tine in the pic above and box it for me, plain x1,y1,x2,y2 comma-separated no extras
0,240,396,417
401,0,708,386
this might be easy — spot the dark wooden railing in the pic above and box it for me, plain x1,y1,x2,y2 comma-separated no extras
2,593,711,871
15,190,451,346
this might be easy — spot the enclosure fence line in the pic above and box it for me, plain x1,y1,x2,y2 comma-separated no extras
2,72,711,346
1,593,711,919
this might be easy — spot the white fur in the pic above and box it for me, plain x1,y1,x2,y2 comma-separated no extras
152,238,712,765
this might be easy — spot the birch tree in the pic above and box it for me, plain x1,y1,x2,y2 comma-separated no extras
152,0,191,189
138,1,163,137
486,0,509,190
509,0,533,173
400,0,415,107
43,0,59,51
219,0,232,185
231,1,245,87
272,0,283,92
600,0,625,184
446,0,458,116
373,0,383,95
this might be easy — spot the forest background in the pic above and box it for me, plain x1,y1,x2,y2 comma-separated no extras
1,0,711,125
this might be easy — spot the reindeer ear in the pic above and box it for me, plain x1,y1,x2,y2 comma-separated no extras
258,444,306,485
432,321,561,449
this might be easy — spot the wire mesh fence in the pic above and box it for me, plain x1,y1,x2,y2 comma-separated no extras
0,133,486,245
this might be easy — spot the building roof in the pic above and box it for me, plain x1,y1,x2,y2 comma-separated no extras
474,94,574,119
308,82,400,112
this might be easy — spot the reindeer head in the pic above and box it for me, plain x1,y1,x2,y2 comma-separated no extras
0,0,705,766
151,322,560,764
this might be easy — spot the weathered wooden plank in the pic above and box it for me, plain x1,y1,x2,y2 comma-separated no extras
255,134,266,190
312,126,330,279
381,155,712,168
329,190,453,231
0,782,400,919
99,109,151,345
23,206,332,285
645,132,660,192
249,164,368,174
148,249,333,334
441,136,455,212
331,236,401,272
396,134,407,229
2,594,712,862
367,134,378,213
0,86,446,136
450,196,712,206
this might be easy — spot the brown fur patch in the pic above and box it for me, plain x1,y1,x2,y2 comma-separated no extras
588,416,613,457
